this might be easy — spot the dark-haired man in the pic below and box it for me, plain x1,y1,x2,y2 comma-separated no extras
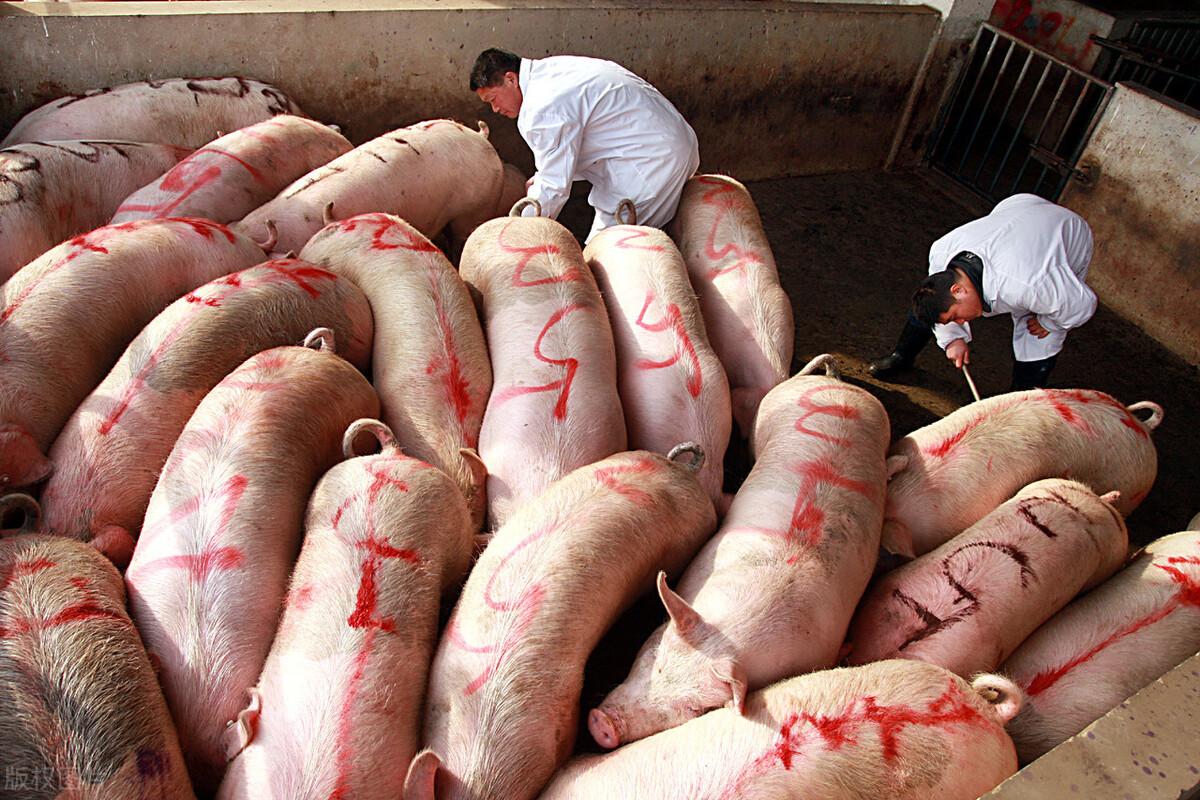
869,193,1096,391
469,48,699,243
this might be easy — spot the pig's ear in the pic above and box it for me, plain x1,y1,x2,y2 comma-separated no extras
712,658,748,715
459,448,489,525
222,688,262,761
880,520,915,560
1100,490,1121,505
404,749,442,800
886,454,909,481
90,524,136,570
657,571,702,642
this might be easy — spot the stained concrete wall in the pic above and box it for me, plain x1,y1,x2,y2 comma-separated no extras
0,0,939,181
1060,83,1200,367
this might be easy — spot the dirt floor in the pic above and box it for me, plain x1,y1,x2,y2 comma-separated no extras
569,168,1199,752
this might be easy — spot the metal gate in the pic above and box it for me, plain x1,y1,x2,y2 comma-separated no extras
1092,20,1200,111
928,24,1113,204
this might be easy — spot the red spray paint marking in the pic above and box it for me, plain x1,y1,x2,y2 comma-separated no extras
0,226,124,328
133,474,248,582
498,221,581,286
1038,388,1149,439
0,558,56,593
491,303,586,421
724,680,994,794
611,228,665,251
1025,552,1200,696
0,575,126,638
730,458,875,561
696,175,764,281
423,267,474,435
447,508,585,695
793,384,861,446
593,458,659,506
327,458,422,795
164,216,237,243
336,214,439,253
116,147,269,216
98,263,334,433
633,290,702,397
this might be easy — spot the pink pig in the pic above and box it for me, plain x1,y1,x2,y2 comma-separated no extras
668,174,794,436
846,479,1129,677
405,447,717,800
584,224,732,509
234,119,504,255
41,258,373,567
300,214,492,529
216,420,473,799
884,388,1162,557
589,354,889,749
1,515,195,799
2,76,304,148
124,333,379,795
0,140,189,282
1002,529,1200,762
543,661,1021,800
459,213,627,529
0,217,265,492
111,115,351,225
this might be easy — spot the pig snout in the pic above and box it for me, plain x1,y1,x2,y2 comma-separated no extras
587,707,624,750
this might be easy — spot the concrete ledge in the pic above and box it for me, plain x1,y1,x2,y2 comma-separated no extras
1,1,939,180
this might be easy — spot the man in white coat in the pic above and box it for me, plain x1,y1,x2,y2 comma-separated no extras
869,193,1097,391
470,48,700,242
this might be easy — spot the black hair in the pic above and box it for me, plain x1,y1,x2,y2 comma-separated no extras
910,268,960,328
470,49,522,91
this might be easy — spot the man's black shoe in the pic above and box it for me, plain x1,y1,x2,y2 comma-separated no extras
869,351,914,379
869,317,934,381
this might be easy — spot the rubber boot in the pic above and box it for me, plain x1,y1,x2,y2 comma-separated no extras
869,316,934,379
1010,355,1058,391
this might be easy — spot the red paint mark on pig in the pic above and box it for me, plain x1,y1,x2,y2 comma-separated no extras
1039,389,1149,440
612,228,665,251
793,385,861,446
634,291,702,397
0,558,56,592
116,148,268,217
696,176,765,281
134,474,248,582
594,458,658,506
166,217,237,243
337,214,440,253
426,272,474,435
498,222,581,286
491,303,586,421
0,576,126,638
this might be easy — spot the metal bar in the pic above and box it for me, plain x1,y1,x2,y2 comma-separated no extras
1011,65,1069,195
956,39,1017,176
929,25,993,166
1037,75,1091,197
992,59,1053,196
1054,83,1114,201
973,47,1036,186
939,29,1001,168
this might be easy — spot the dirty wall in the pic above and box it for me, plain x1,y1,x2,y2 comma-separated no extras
0,0,939,180
1060,83,1200,368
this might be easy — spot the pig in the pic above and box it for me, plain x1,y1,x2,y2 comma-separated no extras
124,333,379,795
1001,529,1200,762
1,521,195,799
0,140,190,282
846,479,1129,677
667,174,794,436
406,447,718,800
0,217,265,492
883,388,1162,558
111,115,350,226
216,419,473,800
1188,512,1200,531
234,119,504,256
543,660,1021,800
40,258,373,568
584,224,732,509
300,214,491,529
589,354,888,749
2,76,304,149
495,163,529,217
459,214,627,529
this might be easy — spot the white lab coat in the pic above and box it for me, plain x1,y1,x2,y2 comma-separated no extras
517,56,700,240
931,193,1096,362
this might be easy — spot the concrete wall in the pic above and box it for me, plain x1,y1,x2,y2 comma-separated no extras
987,0,1114,70
0,0,940,181
1060,83,1200,367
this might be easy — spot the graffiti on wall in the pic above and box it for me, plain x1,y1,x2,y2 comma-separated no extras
990,0,1109,70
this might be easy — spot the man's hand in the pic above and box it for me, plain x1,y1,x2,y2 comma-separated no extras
525,176,535,190
1026,315,1050,339
945,338,970,368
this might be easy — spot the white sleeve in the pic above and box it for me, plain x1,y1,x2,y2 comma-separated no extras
522,112,582,221
934,321,971,349
1022,266,1098,332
